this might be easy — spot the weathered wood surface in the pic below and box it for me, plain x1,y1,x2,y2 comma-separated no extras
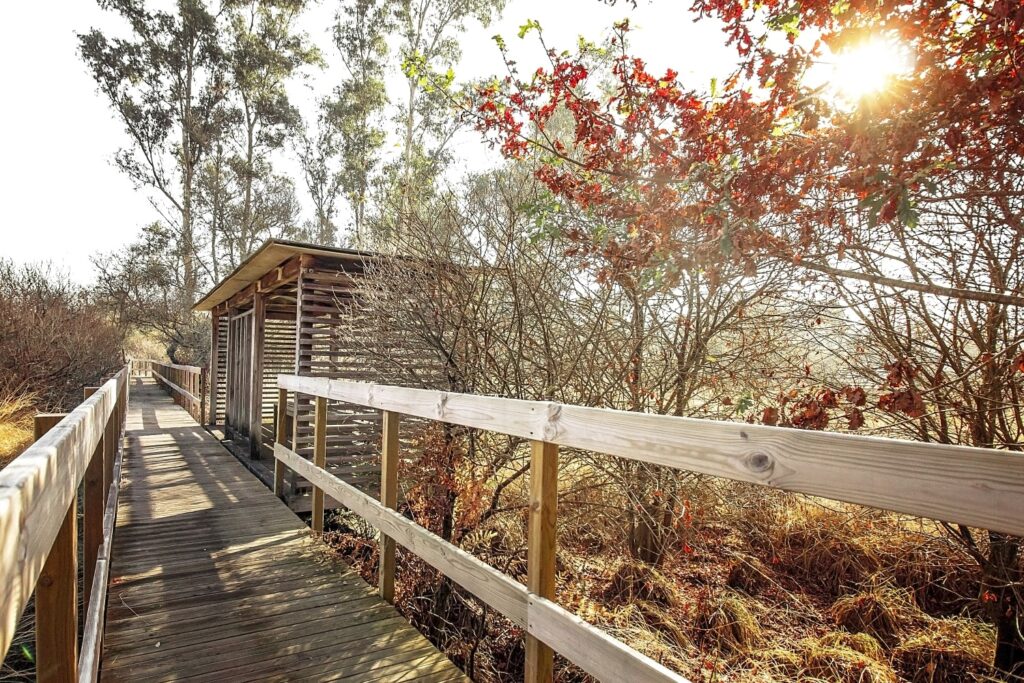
101,377,467,682
274,442,687,683
0,375,118,658
279,374,1024,537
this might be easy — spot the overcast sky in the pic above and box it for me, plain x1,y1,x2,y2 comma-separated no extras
0,1,734,284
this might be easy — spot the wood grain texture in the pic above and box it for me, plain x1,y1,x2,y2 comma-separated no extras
99,377,466,682
526,441,558,683
0,370,123,659
278,374,1024,536
379,410,399,603
33,415,78,683
312,395,328,533
272,442,688,683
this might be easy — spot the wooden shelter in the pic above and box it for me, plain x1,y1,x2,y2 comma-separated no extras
193,239,403,508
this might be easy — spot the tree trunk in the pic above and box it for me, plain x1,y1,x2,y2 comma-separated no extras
986,532,1024,680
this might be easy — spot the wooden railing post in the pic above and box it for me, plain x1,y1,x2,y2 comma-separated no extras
379,410,400,603
199,367,208,426
33,414,77,683
274,388,288,498
526,440,558,683
81,388,104,613
311,396,328,533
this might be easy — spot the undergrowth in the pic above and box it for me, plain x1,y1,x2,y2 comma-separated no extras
321,462,1007,683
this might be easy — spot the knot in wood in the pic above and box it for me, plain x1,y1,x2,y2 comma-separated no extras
542,402,561,441
745,451,773,475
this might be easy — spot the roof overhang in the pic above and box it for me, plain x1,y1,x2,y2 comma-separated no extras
192,239,379,312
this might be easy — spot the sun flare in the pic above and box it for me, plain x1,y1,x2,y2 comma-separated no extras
828,36,914,103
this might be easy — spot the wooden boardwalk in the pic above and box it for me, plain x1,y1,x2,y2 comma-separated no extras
99,377,467,682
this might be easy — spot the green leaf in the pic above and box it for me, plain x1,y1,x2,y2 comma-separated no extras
518,19,541,39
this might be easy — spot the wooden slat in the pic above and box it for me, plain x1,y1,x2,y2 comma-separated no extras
274,388,288,497
278,374,1024,536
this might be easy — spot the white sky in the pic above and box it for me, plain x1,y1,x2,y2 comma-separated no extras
0,0,735,284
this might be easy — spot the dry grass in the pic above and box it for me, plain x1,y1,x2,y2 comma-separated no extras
323,462,1002,683
832,585,926,646
754,633,898,682
0,390,36,470
696,589,764,655
893,618,995,682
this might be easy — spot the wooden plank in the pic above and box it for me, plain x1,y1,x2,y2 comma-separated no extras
272,443,685,683
249,291,267,458
526,441,558,683
277,374,1024,536
209,314,220,425
82,388,104,613
34,414,78,683
274,388,288,497
379,410,399,603
312,396,328,533
0,372,121,660
98,377,464,683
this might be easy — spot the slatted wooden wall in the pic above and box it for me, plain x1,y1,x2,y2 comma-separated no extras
213,316,228,425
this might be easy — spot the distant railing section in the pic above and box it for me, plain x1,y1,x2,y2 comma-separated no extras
274,374,1024,683
139,359,207,424
0,365,130,683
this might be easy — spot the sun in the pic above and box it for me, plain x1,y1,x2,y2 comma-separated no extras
827,35,914,103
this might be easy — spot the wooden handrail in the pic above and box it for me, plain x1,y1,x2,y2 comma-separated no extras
142,359,207,424
0,365,129,683
278,374,1024,537
275,372,1024,683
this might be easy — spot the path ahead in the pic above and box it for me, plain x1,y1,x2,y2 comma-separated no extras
99,377,467,682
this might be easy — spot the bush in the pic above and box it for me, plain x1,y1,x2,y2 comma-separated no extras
0,260,124,412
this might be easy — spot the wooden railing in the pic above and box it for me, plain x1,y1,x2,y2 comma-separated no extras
0,365,130,683
145,360,207,424
275,374,1024,683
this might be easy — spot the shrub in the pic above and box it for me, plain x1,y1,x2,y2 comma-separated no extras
893,618,995,682
696,590,763,655
831,584,926,646
0,260,124,411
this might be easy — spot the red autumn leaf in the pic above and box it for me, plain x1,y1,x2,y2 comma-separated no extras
843,386,867,406
761,406,779,426
846,408,865,430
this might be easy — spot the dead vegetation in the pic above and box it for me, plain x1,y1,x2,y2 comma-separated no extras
322,457,1006,683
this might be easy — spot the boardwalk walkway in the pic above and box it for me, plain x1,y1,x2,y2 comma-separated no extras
99,377,467,682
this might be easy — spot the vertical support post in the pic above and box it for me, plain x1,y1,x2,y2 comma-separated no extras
311,396,328,533
34,414,77,683
249,291,266,458
379,410,400,603
199,367,208,427
82,388,104,613
209,313,220,426
274,388,288,498
525,441,558,683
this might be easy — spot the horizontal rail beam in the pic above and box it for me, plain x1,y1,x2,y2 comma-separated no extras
273,443,686,683
278,374,1024,537
151,369,200,406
